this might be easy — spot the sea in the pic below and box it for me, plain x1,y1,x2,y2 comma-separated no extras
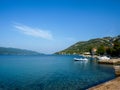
0,55,115,90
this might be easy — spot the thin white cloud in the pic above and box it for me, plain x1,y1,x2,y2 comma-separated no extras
13,23,53,40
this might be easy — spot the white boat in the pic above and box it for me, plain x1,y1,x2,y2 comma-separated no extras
98,56,110,60
74,58,88,61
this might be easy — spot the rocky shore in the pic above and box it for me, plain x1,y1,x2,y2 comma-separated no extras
88,77,120,90
88,58,120,90
98,58,120,76
114,65,120,76
98,58,120,65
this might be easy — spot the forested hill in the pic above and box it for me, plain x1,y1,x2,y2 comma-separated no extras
0,47,43,55
55,35,120,56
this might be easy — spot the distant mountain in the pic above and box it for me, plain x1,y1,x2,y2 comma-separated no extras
55,35,120,55
0,47,43,55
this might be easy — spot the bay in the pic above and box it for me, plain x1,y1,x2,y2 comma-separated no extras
0,55,115,90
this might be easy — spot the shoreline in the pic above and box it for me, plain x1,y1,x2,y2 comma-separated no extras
98,58,120,76
88,77,120,90
98,58,120,65
88,58,120,90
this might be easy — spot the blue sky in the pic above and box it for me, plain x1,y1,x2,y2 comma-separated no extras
0,0,120,54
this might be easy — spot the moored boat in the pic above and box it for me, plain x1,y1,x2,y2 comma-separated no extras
98,56,110,60
74,58,88,61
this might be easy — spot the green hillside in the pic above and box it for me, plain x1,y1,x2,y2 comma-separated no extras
55,35,120,56
0,47,43,55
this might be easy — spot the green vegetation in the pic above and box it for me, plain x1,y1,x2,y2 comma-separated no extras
0,47,43,55
96,45,106,55
106,38,120,57
55,35,120,57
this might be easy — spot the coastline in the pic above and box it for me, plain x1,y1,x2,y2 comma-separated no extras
88,77,120,90
98,58,120,76
88,58,120,90
98,58,120,65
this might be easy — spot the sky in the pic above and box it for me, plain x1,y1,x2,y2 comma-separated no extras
0,0,120,54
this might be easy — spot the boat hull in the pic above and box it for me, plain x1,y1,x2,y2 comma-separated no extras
74,58,88,61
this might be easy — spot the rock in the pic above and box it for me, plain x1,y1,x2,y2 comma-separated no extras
114,66,120,76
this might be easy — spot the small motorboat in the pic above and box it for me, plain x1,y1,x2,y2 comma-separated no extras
74,58,88,61
98,56,110,60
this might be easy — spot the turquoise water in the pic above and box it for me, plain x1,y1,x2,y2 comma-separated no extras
0,55,115,90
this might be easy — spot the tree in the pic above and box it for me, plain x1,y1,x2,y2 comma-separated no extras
97,45,106,55
106,39,120,57
113,39,120,57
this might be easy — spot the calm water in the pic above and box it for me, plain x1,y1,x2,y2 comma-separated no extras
0,55,115,90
